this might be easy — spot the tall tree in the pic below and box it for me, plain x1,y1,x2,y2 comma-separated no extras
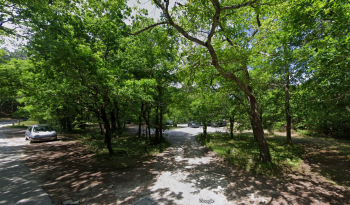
130,0,292,161
22,0,130,155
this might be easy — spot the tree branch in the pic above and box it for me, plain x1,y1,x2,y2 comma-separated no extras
153,0,206,46
221,0,258,10
207,0,221,44
129,21,169,35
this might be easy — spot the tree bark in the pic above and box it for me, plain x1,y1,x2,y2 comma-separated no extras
203,122,207,139
247,95,258,142
116,102,122,134
155,104,159,143
66,116,72,132
101,105,113,155
99,122,103,135
138,102,143,138
248,95,271,161
148,109,151,142
230,115,234,139
285,72,292,145
159,102,163,140
110,108,117,133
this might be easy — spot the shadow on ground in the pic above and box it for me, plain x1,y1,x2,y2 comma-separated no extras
1,128,349,204
0,128,52,205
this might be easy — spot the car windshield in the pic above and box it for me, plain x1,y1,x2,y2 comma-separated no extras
33,126,54,132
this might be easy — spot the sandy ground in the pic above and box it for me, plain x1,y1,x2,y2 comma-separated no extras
0,123,349,205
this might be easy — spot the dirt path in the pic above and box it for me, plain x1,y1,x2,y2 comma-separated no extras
0,127,53,205
1,124,349,204
143,130,350,205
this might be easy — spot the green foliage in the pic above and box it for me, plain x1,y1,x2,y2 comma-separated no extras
196,132,305,176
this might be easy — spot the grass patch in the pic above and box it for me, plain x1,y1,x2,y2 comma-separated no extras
63,129,170,169
5,120,39,128
196,132,305,176
5,125,28,128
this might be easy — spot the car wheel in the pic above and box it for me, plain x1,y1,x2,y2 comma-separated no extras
25,135,28,140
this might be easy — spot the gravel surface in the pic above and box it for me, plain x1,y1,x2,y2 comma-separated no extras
0,120,53,205
1,122,349,205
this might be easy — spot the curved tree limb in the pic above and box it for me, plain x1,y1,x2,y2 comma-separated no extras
153,0,206,46
129,21,169,35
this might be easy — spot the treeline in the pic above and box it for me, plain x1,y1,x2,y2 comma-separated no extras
0,0,349,160
0,0,181,155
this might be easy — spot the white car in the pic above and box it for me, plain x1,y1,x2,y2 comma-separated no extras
25,125,57,142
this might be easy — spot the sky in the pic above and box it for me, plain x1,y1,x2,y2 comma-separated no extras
2,0,163,52
127,0,161,23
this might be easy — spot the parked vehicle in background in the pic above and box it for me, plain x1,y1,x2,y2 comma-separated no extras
25,125,57,142
218,121,226,127
211,120,226,127
188,121,194,127
190,123,200,128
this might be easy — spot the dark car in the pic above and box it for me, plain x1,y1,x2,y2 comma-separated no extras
217,121,226,127
188,121,194,127
25,125,57,142
190,123,200,128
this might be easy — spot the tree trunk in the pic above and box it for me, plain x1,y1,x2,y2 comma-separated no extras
159,101,163,151
61,118,67,130
155,104,159,143
99,123,103,135
148,109,151,142
285,72,292,145
67,116,72,132
247,96,258,142
116,102,122,134
94,112,104,135
138,102,143,138
141,105,150,145
203,122,207,139
230,115,234,139
101,105,113,155
110,108,117,133
159,102,163,140
248,95,271,162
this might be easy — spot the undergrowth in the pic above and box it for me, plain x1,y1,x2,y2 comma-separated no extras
62,129,170,169
196,132,305,177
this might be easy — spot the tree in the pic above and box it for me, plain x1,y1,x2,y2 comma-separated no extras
282,0,350,138
130,0,293,161
20,0,130,155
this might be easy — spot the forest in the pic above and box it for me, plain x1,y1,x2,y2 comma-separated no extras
1,0,349,164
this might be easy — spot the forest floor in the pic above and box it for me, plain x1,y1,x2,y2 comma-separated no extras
1,125,349,204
